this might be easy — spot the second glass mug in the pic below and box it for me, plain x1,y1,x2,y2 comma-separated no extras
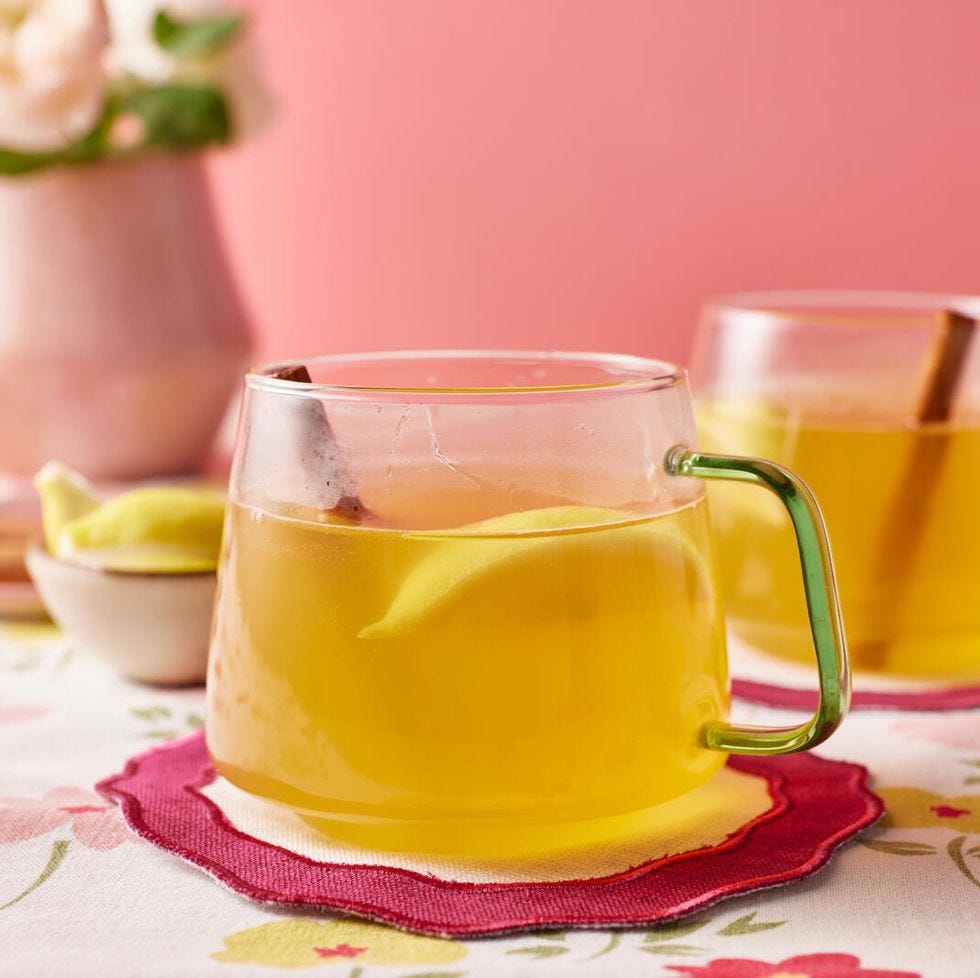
206,351,849,856
693,292,980,678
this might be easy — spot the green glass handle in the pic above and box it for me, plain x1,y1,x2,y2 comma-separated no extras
665,446,850,755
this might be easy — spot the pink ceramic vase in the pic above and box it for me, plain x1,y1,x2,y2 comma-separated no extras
0,154,252,480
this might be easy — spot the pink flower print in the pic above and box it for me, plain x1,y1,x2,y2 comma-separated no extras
0,705,48,724
877,788,980,831
313,943,368,959
667,952,920,978
930,804,971,819
892,715,980,750
0,787,127,850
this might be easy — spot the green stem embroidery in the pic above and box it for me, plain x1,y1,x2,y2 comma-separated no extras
0,839,70,911
584,931,622,960
948,836,980,889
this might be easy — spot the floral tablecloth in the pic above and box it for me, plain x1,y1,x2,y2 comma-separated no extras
2,624,979,978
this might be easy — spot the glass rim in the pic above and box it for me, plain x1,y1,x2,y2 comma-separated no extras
246,350,686,399
706,289,980,329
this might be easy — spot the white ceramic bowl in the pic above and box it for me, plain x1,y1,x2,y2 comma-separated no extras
26,545,216,685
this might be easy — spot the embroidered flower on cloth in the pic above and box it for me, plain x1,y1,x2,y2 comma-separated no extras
0,786,127,849
876,788,980,831
667,952,920,978
892,715,980,750
212,919,467,969
312,943,367,959
0,704,47,723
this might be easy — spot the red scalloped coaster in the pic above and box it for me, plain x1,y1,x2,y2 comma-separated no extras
96,731,881,937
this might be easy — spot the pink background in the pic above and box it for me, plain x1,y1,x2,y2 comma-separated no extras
210,1,980,367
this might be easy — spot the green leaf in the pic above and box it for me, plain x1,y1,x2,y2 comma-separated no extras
153,11,243,57
949,836,980,889
716,912,786,936
0,839,70,912
0,111,110,176
526,931,565,941
141,729,180,741
644,917,710,943
639,944,704,956
505,945,569,959
132,706,172,721
185,712,205,729
0,147,48,176
583,932,621,960
124,84,230,148
861,839,937,856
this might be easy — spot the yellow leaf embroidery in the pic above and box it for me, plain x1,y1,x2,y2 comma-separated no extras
212,918,467,969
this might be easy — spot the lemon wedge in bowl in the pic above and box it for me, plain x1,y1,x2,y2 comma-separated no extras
27,463,226,685
34,460,102,554
359,504,708,640
54,487,225,573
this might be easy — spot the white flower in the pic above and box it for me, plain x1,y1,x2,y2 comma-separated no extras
0,0,109,153
104,0,271,140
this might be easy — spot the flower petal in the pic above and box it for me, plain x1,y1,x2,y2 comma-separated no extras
0,803,68,843
70,809,128,850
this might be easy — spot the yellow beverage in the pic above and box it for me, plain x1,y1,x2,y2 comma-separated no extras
206,494,727,854
698,396,980,677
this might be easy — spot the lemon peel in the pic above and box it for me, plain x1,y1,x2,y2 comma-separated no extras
695,399,789,529
34,461,103,553
359,504,707,640
695,398,788,460
55,486,226,574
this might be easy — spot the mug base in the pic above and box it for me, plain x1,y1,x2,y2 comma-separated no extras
295,775,728,858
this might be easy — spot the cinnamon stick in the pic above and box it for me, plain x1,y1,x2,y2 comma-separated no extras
271,364,314,385
915,311,976,423
859,309,975,669
270,364,368,523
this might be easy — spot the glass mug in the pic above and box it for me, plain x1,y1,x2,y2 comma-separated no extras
693,291,980,678
206,351,849,855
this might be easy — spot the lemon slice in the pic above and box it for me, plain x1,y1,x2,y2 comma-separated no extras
695,399,790,529
34,461,102,553
695,397,788,460
359,505,707,639
55,486,226,574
